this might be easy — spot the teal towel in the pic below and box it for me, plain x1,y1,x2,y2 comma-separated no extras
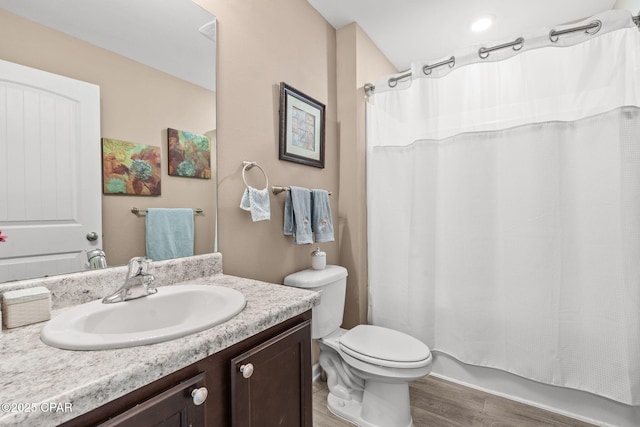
145,208,194,261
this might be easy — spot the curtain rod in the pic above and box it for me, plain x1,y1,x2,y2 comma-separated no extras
365,14,637,96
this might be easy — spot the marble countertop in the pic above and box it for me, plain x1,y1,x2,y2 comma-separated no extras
0,274,320,427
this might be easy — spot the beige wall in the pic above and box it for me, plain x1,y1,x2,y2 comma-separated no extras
199,0,340,284
2,2,396,328
0,9,217,267
194,1,395,332
0,0,398,329
336,24,397,328
3,0,397,363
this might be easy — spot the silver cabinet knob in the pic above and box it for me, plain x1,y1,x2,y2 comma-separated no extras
191,387,208,405
240,363,254,378
86,231,99,241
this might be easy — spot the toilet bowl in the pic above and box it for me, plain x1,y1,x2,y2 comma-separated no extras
284,265,432,427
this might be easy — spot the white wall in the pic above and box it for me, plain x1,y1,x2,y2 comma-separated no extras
615,0,640,14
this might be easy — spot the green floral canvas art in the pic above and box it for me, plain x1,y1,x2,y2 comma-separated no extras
168,128,211,179
102,138,161,195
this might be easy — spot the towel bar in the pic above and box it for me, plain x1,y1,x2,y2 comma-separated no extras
131,207,204,215
272,186,332,195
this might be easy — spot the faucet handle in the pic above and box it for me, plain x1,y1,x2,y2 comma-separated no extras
127,257,151,278
144,273,158,295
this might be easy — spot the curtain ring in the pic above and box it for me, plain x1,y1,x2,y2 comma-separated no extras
512,37,524,51
242,161,269,191
585,20,602,36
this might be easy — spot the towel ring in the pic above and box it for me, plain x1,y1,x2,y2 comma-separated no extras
242,161,269,190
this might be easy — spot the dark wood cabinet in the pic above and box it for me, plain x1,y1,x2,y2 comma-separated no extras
230,321,312,427
99,373,206,427
60,311,312,427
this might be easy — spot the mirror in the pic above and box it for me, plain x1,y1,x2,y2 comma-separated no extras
0,0,217,282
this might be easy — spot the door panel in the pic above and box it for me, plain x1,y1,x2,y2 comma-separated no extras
0,59,101,281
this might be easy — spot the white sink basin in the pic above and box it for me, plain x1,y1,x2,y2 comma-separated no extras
41,285,246,350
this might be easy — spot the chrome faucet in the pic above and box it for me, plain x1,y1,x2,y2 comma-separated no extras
87,249,108,270
102,257,157,304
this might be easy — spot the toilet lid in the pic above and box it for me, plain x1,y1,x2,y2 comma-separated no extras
339,325,431,369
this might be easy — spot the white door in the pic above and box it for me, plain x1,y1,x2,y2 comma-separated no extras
0,59,101,282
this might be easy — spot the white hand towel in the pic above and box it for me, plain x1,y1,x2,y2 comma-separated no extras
240,186,271,221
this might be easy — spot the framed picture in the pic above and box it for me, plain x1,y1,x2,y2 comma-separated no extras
168,128,212,179
102,138,161,196
279,82,325,168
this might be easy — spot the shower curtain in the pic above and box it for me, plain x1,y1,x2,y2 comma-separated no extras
366,10,640,405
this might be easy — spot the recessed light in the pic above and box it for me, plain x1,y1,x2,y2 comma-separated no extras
471,15,495,32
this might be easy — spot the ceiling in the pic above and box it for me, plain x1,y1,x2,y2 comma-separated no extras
308,0,623,72
0,0,216,90
2,1,630,89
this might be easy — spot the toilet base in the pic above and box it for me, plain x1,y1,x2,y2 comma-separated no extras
326,381,413,427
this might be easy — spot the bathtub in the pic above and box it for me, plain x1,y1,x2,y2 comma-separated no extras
431,352,640,427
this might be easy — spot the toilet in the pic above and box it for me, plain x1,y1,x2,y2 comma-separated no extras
284,265,432,427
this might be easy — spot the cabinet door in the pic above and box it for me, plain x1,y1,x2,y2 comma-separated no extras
231,320,312,427
99,373,206,427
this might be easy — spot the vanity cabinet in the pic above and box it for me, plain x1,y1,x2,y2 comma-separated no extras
231,321,312,426
60,311,312,427
99,373,206,427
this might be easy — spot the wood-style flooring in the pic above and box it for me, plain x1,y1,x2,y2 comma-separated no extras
312,375,597,427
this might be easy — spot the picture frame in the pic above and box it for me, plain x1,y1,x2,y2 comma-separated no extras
101,138,161,196
167,128,211,179
279,82,325,168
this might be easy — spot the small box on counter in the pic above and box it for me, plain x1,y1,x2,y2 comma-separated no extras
1,286,51,329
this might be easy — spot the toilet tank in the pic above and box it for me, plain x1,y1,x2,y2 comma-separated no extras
283,265,348,339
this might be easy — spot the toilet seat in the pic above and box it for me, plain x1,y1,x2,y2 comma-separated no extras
339,325,431,369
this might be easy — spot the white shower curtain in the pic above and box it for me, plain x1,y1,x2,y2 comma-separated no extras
367,10,640,405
